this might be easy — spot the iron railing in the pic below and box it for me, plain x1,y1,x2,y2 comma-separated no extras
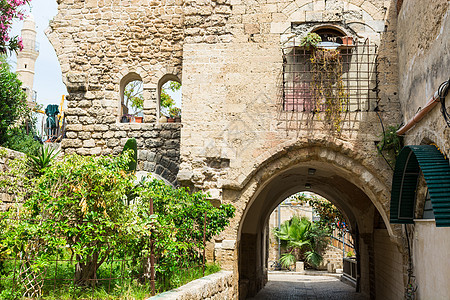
343,257,358,281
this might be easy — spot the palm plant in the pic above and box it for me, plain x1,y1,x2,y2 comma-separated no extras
273,216,311,269
305,223,330,267
27,145,59,176
273,216,327,269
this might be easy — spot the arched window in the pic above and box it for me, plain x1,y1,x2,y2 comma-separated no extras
120,73,143,123
158,75,182,123
313,27,348,46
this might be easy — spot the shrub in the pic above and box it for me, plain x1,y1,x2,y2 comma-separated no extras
0,56,29,145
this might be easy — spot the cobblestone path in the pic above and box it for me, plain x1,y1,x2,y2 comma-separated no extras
248,273,369,300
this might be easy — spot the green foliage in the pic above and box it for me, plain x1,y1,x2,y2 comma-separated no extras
0,150,234,295
2,127,41,156
121,138,137,172
310,48,348,132
292,193,346,231
300,32,322,50
26,145,59,176
160,90,175,110
1,152,136,287
0,55,29,145
160,81,181,116
377,125,403,165
279,252,296,269
129,179,235,288
304,223,330,267
273,215,330,269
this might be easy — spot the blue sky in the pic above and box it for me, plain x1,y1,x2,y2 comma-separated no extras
10,0,68,109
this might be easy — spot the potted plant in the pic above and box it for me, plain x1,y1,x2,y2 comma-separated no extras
341,36,353,46
169,107,181,123
134,112,144,123
300,32,322,50
273,216,327,271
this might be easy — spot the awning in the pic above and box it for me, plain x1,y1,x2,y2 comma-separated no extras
390,145,450,227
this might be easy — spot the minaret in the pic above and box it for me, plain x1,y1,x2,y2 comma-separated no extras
16,14,39,105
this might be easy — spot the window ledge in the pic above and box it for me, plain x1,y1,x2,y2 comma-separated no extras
413,219,436,223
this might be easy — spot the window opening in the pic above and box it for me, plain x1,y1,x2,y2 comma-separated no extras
160,80,182,123
121,79,143,123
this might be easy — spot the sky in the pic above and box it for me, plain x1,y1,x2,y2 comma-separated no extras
9,0,68,109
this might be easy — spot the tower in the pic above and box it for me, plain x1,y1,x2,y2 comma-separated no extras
16,14,39,105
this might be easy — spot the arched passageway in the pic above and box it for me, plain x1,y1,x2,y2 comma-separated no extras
235,146,405,299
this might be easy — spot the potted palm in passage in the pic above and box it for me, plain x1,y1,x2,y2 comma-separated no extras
273,216,326,271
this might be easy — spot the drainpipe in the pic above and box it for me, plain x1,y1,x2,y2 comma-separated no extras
396,91,440,135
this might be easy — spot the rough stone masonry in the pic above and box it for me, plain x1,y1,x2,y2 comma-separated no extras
47,0,407,298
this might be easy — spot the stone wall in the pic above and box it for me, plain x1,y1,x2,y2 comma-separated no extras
396,0,449,153
47,0,407,298
373,229,405,300
62,121,181,185
65,122,181,185
0,147,25,211
397,3,450,299
148,270,234,300
412,220,450,299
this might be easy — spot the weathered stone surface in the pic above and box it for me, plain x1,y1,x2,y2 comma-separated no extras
44,0,434,298
147,271,234,300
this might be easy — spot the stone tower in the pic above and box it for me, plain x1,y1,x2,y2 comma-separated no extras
16,14,39,105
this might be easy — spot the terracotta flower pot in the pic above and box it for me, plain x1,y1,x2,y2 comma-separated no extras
342,36,353,46
135,116,143,123
167,117,175,123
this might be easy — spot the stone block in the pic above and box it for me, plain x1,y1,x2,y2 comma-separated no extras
270,22,290,34
83,139,96,148
296,261,305,273
244,23,260,34
221,239,236,250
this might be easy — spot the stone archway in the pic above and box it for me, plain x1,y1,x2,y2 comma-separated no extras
222,144,405,299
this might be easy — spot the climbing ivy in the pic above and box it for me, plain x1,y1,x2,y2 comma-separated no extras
310,49,348,132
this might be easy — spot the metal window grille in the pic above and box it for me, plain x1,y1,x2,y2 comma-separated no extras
281,39,379,115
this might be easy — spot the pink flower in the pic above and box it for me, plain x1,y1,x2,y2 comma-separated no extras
18,37,23,51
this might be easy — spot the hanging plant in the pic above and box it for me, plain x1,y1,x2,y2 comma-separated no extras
310,48,348,132
376,124,404,167
300,32,322,50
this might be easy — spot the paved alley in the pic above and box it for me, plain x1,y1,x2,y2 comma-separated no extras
248,273,368,300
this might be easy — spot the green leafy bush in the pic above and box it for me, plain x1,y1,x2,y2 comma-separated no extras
0,150,235,296
2,127,41,156
0,56,29,145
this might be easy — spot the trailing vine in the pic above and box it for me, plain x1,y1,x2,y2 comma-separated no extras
310,48,348,132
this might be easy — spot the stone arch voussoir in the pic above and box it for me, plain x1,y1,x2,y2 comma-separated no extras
281,0,386,24
234,139,397,240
